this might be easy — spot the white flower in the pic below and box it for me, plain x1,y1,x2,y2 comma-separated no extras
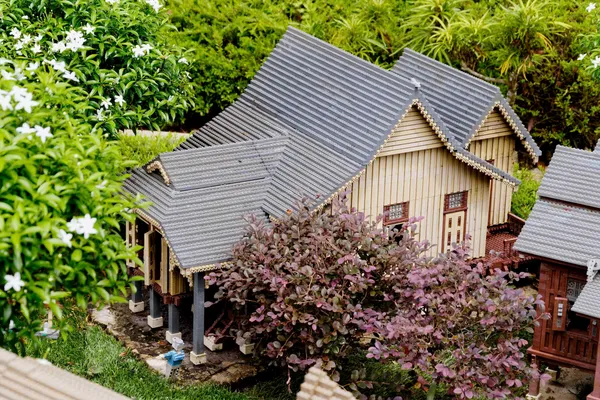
592,56,600,68
10,28,21,39
65,30,85,51
11,87,39,113
68,214,97,239
0,58,11,65
101,98,112,109
34,126,52,143
14,67,25,81
82,24,95,35
114,94,125,106
4,272,25,292
34,34,43,42
96,109,104,121
587,2,597,11
145,0,162,12
16,123,36,134
67,218,81,233
0,93,12,111
178,57,188,65
132,45,146,58
21,34,32,45
63,70,79,82
31,44,42,54
22,15,29,19
106,0,119,4
26,62,39,71
96,180,108,189
46,59,67,72
1,70,15,81
51,41,67,53
66,30,84,43
8,320,15,330
141,44,152,53
58,229,73,247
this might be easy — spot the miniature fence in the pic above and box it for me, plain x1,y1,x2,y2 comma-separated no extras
297,366,355,400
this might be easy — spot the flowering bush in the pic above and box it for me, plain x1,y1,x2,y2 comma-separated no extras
208,196,549,399
0,61,140,353
0,0,197,136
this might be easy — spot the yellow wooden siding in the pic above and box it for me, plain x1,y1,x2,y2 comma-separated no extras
378,108,444,157
348,147,491,258
159,237,169,290
169,267,186,295
469,113,517,226
472,111,513,141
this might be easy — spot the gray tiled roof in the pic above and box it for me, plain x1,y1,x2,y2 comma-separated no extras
515,145,600,267
392,49,541,157
177,27,518,214
573,275,600,319
514,199,600,267
537,146,600,210
123,137,287,268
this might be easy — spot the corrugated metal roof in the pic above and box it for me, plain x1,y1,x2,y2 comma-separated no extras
573,275,600,319
123,137,287,268
392,49,541,157
514,199,600,267
537,146,600,210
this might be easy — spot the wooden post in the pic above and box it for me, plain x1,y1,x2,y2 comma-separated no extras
587,344,600,400
147,286,163,328
129,280,144,313
166,304,181,344
190,272,206,365
527,355,541,399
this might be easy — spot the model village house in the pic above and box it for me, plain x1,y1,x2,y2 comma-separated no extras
122,27,541,365
515,145,600,400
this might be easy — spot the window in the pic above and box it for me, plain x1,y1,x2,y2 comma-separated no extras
445,191,468,212
384,202,409,225
566,279,590,333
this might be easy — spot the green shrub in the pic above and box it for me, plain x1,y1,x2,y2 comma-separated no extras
166,0,408,121
0,0,197,136
0,61,141,353
117,132,186,168
511,166,544,219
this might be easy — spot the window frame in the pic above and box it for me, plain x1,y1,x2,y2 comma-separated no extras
383,201,410,225
444,191,468,213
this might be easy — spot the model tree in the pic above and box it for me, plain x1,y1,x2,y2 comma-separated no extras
207,194,549,399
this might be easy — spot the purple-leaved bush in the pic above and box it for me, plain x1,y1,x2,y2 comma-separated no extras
206,195,549,399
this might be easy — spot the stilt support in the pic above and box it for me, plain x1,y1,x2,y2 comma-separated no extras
129,280,145,313
191,272,206,365
147,286,163,328
166,304,181,343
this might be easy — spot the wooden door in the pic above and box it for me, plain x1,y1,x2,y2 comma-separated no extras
143,230,158,285
443,210,466,252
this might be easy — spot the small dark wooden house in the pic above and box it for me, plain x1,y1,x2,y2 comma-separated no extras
515,145,600,400
124,27,540,365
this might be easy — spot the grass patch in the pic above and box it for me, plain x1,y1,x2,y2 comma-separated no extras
26,308,250,400
117,133,187,168
511,165,544,220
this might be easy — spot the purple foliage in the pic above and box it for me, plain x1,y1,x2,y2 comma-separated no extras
207,195,549,399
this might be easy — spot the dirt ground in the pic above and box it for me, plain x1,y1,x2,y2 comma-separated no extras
92,299,258,385
539,367,593,400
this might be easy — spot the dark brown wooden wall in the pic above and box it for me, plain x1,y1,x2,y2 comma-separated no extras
533,262,597,369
